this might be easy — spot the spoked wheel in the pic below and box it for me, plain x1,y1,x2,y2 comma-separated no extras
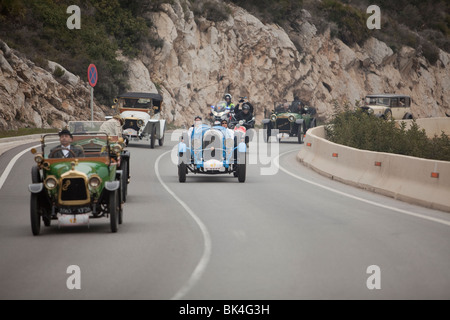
109,190,119,233
30,193,41,236
178,162,187,183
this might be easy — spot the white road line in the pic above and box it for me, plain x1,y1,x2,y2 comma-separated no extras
155,151,212,300
0,144,41,191
276,149,450,227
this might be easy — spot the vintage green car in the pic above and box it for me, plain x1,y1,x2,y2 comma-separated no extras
28,132,125,235
68,121,131,202
262,100,317,143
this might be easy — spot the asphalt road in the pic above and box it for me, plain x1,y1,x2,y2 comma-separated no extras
0,134,449,299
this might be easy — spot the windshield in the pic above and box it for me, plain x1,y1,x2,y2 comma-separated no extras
365,97,390,106
213,101,228,113
68,121,105,133
120,98,152,109
42,133,110,160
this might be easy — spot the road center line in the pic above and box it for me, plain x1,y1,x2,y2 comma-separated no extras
276,149,450,227
0,144,41,191
155,151,212,300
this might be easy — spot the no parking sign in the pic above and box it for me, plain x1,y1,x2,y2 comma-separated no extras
87,64,98,87
87,64,97,120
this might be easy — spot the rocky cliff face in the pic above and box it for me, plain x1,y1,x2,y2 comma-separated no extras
0,0,449,131
0,40,107,131
138,1,450,126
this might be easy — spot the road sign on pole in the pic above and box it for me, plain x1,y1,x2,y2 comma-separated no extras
87,64,97,121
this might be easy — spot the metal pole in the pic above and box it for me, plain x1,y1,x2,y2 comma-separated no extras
90,86,94,121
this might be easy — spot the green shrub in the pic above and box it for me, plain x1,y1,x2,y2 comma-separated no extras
326,107,450,161
53,66,65,78
193,0,231,22
320,0,369,46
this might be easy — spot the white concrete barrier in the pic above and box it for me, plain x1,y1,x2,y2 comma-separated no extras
298,125,450,213
398,117,450,138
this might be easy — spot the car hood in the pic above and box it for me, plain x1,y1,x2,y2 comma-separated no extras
120,110,151,122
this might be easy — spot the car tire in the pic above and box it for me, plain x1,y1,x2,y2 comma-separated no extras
384,110,392,120
109,190,119,233
150,125,156,149
121,159,128,203
297,124,304,144
118,190,124,225
30,193,41,236
31,165,41,183
237,152,246,183
264,124,271,143
178,162,187,183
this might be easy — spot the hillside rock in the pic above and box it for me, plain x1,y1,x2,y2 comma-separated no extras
0,40,108,131
134,0,449,126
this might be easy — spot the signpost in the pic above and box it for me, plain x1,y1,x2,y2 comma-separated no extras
87,64,97,121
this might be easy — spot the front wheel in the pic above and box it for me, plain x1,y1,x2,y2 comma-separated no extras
178,162,187,183
264,124,271,143
30,193,41,236
237,152,246,183
384,110,392,120
109,190,119,233
297,124,304,144
121,159,128,203
150,125,156,149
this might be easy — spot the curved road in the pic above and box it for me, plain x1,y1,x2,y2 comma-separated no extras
0,134,449,299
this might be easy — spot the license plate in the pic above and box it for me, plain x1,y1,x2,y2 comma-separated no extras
204,160,223,170
59,207,91,214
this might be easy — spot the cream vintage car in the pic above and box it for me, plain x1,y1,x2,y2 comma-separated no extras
361,94,414,120
112,92,166,148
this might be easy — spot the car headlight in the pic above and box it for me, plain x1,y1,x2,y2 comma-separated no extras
88,175,102,189
270,114,277,122
34,154,44,163
288,115,295,122
368,108,374,114
112,145,122,154
44,176,58,190
137,119,144,127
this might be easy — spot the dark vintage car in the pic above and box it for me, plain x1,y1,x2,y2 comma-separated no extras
112,92,166,148
262,100,317,143
28,132,125,235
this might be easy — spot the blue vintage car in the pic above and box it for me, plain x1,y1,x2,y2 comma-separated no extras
177,123,247,183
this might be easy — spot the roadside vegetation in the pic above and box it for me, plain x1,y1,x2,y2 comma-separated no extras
325,105,450,162
0,0,162,105
0,0,448,106
0,128,58,139
227,0,449,64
